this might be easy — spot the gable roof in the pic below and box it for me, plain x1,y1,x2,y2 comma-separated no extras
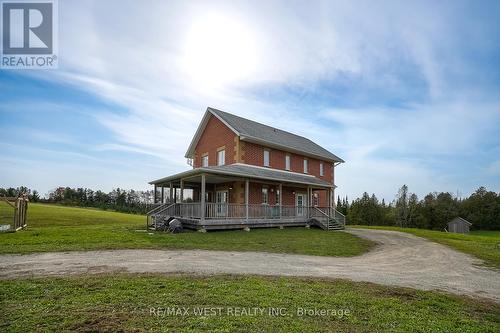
185,107,344,163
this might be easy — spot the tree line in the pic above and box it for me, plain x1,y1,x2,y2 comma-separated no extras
0,186,155,214
336,186,499,230
1,185,499,230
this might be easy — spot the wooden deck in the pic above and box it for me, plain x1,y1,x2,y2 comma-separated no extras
147,203,345,231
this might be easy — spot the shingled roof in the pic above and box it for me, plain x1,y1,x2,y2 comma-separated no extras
150,163,333,187
185,107,344,163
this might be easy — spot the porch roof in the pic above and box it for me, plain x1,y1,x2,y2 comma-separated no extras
149,163,334,188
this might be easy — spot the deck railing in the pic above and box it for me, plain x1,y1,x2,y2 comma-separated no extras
148,202,347,222
147,202,347,231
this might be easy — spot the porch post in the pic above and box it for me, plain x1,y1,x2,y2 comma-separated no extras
326,188,330,209
161,186,164,204
180,179,184,202
245,179,249,222
332,187,335,209
307,186,311,218
169,182,173,204
330,188,334,210
154,185,157,203
279,183,282,219
201,174,206,222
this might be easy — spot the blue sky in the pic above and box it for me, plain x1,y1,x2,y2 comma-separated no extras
1,0,499,200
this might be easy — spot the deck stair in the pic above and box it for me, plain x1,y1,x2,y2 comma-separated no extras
326,217,344,230
146,203,176,230
310,207,345,231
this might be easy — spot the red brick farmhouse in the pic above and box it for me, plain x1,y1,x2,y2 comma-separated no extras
148,107,345,231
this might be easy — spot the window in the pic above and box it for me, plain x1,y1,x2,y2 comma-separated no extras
217,149,225,166
320,162,324,176
313,193,319,206
263,149,270,167
275,189,280,206
262,187,268,204
285,154,291,170
303,159,308,173
201,154,209,167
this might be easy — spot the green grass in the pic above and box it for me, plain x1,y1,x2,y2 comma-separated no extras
0,203,374,256
351,225,500,269
0,274,498,332
0,201,14,226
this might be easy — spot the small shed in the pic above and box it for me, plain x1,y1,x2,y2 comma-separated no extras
447,217,472,233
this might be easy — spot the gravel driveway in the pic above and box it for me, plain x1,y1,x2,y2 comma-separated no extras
1,228,499,302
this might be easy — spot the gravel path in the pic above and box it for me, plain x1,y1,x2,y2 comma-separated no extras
1,228,499,302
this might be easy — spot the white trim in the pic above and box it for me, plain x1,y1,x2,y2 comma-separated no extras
263,149,270,167
184,108,240,158
209,109,240,135
285,154,291,170
217,149,226,166
261,186,269,204
201,154,209,167
295,192,306,216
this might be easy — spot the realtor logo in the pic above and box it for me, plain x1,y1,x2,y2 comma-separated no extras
1,0,58,69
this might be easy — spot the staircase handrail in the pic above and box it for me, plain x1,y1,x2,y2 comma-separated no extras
313,206,330,218
332,209,346,227
147,202,174,215
151,203,176,216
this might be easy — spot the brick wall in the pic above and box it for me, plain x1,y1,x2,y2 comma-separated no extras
194,181,330,206
194,115,237,167
242,142,333,184
191,113,335,202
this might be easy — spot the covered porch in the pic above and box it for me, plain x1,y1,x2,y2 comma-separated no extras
148,164,345,230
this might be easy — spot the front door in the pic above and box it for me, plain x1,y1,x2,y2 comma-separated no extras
296,193,306,216
216,190,228,217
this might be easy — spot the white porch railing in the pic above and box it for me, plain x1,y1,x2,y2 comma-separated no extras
148,202,344,224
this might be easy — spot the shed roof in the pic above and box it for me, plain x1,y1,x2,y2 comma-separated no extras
447,217,472,226
185,107,344,163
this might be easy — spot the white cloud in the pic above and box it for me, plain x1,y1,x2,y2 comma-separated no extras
323,100,499,156
6,0,499,198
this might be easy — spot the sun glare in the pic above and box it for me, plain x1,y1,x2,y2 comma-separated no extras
183,13,259,88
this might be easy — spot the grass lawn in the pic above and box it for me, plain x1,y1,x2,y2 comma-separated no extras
0,203,374,256
1,274,498,332
351,225,500,269
0,201,14,226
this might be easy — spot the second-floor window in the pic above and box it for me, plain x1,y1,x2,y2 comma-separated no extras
285,154,291,170
303,159,308,173
202,154,208,167
263,149,270,167
320,162,324,176
217,149,225,166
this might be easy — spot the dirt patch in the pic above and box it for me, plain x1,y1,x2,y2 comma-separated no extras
1,229,499,302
